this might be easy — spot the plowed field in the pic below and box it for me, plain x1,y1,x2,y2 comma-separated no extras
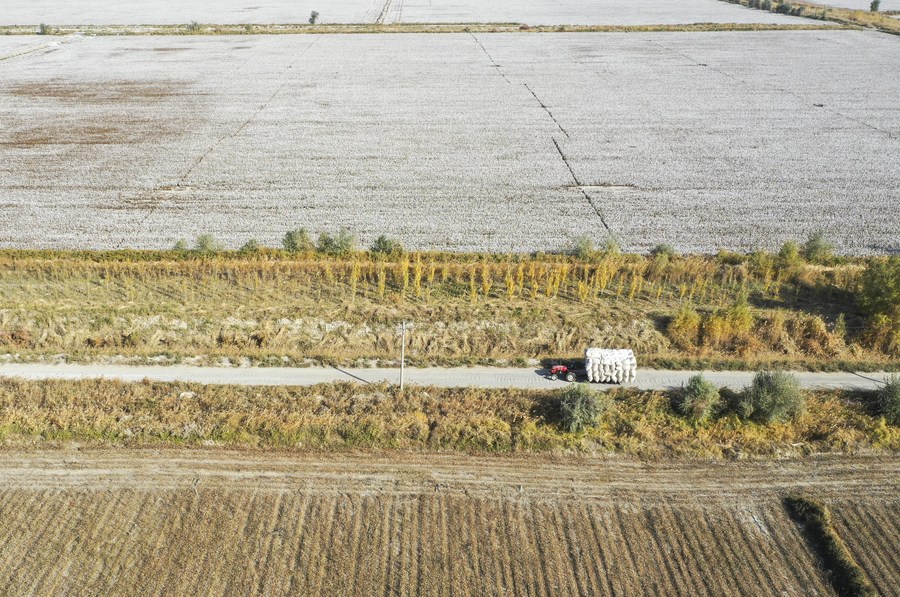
1,450,897,596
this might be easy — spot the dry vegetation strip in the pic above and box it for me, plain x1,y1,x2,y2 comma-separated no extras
720,0,900,34
784,496,876,597
0,22,849,36
1,378,898,458
0,251,896,370
829,500,900,596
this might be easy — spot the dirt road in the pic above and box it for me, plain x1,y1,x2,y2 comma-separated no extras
0,363,892,390
3,449,897,502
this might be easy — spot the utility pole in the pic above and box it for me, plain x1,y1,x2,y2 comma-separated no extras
399,320,406,391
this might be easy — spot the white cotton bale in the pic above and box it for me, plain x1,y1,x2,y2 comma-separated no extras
585,348,638,384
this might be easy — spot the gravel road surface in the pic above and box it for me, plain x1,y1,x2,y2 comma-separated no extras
0,363,891,390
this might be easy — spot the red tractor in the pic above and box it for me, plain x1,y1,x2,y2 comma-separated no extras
549,365,577,382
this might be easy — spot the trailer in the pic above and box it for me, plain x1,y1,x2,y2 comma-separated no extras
584,348,637,384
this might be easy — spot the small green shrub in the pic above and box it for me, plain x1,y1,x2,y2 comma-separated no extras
371,235,404,257
38,23,51,35
317,228,357,256
603,237,621,256
187,21,201,32
877,375,900,425
775,1,793,14
557,384,610,433
802,230,833,264
739,370,804,423
674,374,721,423
172,240,189,252
238,239,262,255
777,240,802,269
571,236,595,260
194,234,223,255
309,11,320,24
870,0,880,11
668,306,702,351
716,249,745,266
859,257,900,319
650,244,676,258
282,228,314,253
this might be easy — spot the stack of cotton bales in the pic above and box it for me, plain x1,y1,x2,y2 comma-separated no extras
585,348,637,384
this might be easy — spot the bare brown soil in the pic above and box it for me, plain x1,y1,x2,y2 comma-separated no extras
0,450,896,596
9,81,179,102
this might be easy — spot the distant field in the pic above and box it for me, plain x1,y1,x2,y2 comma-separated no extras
802,0,899,9
1,30,897,254
0,0,815,26
3,450,896,596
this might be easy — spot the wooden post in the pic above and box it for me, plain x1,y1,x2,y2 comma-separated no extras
399,320,406,391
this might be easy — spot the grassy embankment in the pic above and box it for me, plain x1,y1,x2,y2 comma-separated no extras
1,378,897,458
0,249,897,370
0,22,849,36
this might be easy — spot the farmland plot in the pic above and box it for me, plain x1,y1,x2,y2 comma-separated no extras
1,31,898,254
3,450,890,596
0,0,815,26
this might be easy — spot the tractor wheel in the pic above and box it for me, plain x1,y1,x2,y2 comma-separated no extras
550,374,559,381
565,372,575,382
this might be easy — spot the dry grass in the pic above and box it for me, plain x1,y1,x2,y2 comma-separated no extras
0,251,893,370
1,378,897,458
0,22,848,36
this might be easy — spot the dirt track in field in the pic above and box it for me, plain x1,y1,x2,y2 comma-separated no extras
2,450,898,501
1,450,897,596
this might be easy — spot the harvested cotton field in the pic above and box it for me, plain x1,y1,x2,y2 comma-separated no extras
4,450,896,596
0,0,816,26
1,30,898,254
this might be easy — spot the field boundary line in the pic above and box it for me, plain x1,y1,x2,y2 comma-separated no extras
524,83,569,138
552,138,613,234
469,32,511,84
374,0,394,25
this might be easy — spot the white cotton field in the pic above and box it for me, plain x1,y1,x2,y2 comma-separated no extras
381,0,813,25
0,0,816,26
1,31,898,254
